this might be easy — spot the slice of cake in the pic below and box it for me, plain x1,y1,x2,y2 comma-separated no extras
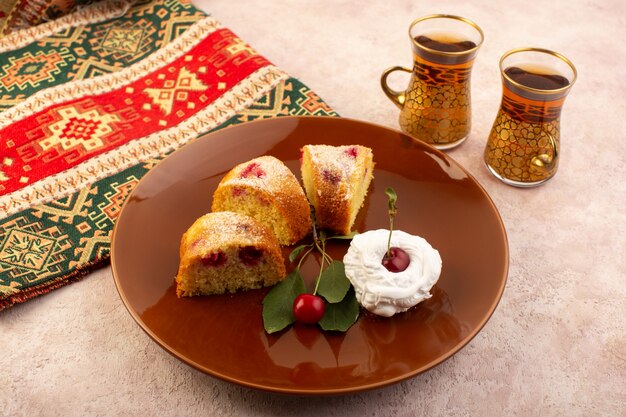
300,145,374,235
176,211,286,297
211,156,311,245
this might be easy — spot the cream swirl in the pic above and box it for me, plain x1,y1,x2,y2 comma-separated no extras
343,229,442,317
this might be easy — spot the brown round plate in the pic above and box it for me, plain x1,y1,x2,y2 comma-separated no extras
112,116,508,395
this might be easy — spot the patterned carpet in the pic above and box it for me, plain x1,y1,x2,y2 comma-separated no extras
0,0,336,309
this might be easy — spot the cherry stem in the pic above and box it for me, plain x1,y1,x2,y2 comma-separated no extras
387,218,394,258
385,187,398,258
310,205,321,248
297,246,314,271
309,204,331,296
312,238,326,295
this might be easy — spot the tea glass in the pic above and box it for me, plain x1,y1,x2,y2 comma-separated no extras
381,14,484,149
484,48,577,187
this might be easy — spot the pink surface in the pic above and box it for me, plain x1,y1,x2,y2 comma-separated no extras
1,0,624,415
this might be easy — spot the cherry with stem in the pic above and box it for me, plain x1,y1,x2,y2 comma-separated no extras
292,206,329,324
382,187,410,273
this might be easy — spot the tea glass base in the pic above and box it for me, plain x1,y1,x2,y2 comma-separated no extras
427,134,468,150
485,162,554,188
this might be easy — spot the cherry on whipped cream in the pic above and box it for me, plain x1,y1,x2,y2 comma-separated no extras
382,247,410,272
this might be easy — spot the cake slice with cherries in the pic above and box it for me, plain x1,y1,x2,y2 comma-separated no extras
211,156,311,245
300,145,374,235
176,211,286,297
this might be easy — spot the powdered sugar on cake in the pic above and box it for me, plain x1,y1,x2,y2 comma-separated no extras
211,155,312,245
308,145,361,200
175,211,286,297
227,156,293,192
185,212,270,253
300,144,374,235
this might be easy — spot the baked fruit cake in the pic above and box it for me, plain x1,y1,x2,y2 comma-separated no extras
175,211,286,297
211,156,311,245
300,145,374,235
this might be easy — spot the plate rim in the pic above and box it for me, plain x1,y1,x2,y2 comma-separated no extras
111,115,509,395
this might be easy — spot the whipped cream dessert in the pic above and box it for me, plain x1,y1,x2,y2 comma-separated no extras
343,229,442,317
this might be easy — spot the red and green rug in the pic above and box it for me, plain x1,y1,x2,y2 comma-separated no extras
0,0,336,309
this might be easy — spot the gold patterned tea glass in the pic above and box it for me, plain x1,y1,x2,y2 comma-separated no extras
484,48,577,187
381,15,484,149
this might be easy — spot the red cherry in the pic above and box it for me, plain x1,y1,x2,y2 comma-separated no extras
293,294,326,324
201,251,227,267
322,169,340,184
232,186,245,197
240,162,265,179
238,246,263,266
345,146,358,158
382,247,410,272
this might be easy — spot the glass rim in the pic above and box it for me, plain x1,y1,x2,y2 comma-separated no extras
499,47,578,94
408,14,484,57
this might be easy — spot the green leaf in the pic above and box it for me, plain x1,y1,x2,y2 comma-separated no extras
385,187,397,204
385,186,397,215
326,231,358,240
316,260,351,303
288,244,311,263
262,270,306,334
319,288,360,332
318,229,327,241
